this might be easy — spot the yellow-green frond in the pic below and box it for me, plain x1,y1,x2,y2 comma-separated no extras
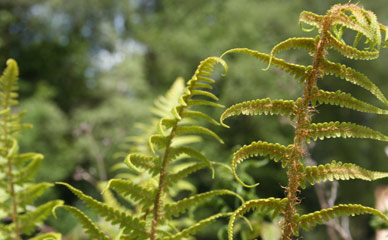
57,182,148,239
220,98,297,128
298,204,388,234
0,59,19,108
104,179,155,209
18,200,63,235
321,59,388,105
53,205,110,240
232,141,293,187
311,88,388,114
221,48,308,81
299,11,323,31
228,198,287,240
29,232,62,240
162,213,232,240
175,125,224,144
164,162,209,189
165,190,243,218
304,121,388,142
300,160,388,188
17,182,53,207
125,154,160,176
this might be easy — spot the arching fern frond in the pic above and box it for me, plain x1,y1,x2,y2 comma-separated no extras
299,160,388,189
299,11,323,31
161,213,232,240
17,182,53,208
304,121,388,142
53,205,110,240
221,48,309,81
228,198,288,240
220,98,297,127
165,190,243,218
104,179,155,209
232,141,293,187
321,59,388,105
310,88,388,114
57,182,148,239
298,204,388,234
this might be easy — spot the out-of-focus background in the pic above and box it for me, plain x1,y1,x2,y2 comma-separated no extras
1,0,388,239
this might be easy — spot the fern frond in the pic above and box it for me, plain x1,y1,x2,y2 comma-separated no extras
104,179,155,208
185,99,224,108
18,200,63,235
13,155,43,185
53,205,110,240
175,125,224,144
57,182,148,239
164,162,209,188
304,121,388,142
165,190,243,218
148,135,170,154
180,110,220,126
124,154,160,176
326,32,379,60
228,198,288,240
320,59,388,105
161,213,232,240
221,48,308,81
299,11,323,31
298,204,388,234
300,160,388,188
0,59,19,107
29,232,62,240
311,88,388,114
220,98,297,127
232,141,293,187
265,38,316,70
17,182,53,207
168,146,209,164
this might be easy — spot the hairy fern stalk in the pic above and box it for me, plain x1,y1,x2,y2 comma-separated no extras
56,58,244,239
0,60,63,240
220,4,388,240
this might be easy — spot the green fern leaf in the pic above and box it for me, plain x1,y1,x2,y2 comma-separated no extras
186,99,224,108
29,232,62,240
53,205,110,240
320,59,388,105
175,125,224,144
18,200,63,235
191,89,219,101
180,110,220,126
13,155,43,185
220,98,297,127
326,32,379,60
165,190,243,218
300,160,388,188
17,182,53,207
265,38,316,70
148,135,170,154
164,162,209,188
299,11,323,31
298,204,388,233
124,154,160,176
161,213,232,240
57,182,148,239
311,88,388,114
0,59,19,107
228,198,288,240
104,179,155,208
232,141,293,187
221,48,308,81
304,121,388,142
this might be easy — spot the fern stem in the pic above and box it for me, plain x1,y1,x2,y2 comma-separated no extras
150,125,177,240
2,96,21,240
282,12,333,240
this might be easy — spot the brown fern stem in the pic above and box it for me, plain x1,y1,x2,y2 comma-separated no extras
150,125,177,240
281,13,333,240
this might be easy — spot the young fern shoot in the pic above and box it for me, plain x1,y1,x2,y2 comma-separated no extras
0,59,63,240
55,57,244,239
220,4,388,239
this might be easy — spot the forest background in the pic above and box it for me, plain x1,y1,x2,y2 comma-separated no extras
1,0,388,239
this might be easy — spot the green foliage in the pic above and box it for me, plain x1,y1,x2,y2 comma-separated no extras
220,4,388,239
57,58,244,239
0,60,62,239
